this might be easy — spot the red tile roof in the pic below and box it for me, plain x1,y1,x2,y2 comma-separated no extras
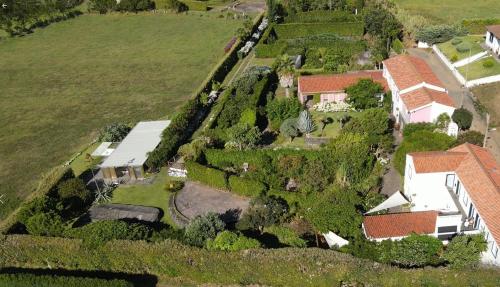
298,71,388,94
383,55,443,91
401,87,455,111
487,25,500,38
363,211,438,239
410,151,467,173
411,143,500,245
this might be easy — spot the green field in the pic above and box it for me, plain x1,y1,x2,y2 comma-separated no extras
0,13,242,220
394,0,500,24
458,56,500,80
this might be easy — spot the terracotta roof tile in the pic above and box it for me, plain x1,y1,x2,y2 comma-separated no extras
298,70,388,94
412,143,500,245
363,211,438,239
383,55,443,91
400,87,455,111
487,25,500,38
410,151,467,173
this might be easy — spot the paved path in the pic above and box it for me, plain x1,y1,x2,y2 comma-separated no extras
381,131,403,197
408,48,500,161
175,181,250,223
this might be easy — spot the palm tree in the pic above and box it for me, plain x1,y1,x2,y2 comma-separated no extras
275,54,295,97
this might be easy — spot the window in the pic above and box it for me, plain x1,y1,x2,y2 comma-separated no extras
490,33,495,43
492,243,499,259
463,192,468,206
408,166,413,179
438,226,457,233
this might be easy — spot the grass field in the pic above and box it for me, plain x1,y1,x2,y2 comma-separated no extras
0,13,242,220
458,56,500,80
437,36,484,63
472,82,500,127
394,0,500,24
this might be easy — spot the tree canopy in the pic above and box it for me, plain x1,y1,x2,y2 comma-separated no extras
346,79,384,110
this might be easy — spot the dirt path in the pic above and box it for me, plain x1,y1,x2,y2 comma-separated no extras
381,131,403,197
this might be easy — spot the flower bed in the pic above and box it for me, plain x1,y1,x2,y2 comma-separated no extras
312,101,354,113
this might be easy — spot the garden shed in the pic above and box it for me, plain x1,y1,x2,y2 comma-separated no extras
100,120,170,183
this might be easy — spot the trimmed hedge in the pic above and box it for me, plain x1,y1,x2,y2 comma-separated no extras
255,41,287,58
228,176,266,197
0,273,132,287
185,161,227,190
2,235,500,286
274,22,364,38
0,166,75,234
181,0,208,11
462,18,500,35
284,10,360,23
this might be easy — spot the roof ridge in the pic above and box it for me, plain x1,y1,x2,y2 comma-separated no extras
462,143,500,192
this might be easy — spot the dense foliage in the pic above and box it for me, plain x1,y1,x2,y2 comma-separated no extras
228,176,266,197
456,130,484,146
206,231,261,251
284,10,360,23
0,273,132,287
184,212,226,247
380,234,443,267
452,108,473,130
266,96,302,130
186,161,228,190
415,24,467,45
443,234,487,269
346,79,384,110
89,0,154,13
264,225,307,247
99,123,131,142
237,196,289,233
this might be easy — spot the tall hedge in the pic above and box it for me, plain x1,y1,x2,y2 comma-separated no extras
228,176,266,197
1,235,500,286
0,273,132,287
274,22,364,38
284,10,360,23
185,161,227,190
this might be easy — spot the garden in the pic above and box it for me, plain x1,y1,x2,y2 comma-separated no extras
437,35,485,63
458,56,500,80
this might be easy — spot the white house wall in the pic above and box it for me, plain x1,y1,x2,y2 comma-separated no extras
486,31,500,55
430,102,455,122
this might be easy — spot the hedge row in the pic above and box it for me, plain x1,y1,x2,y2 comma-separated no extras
462,18,500,35
255,41,287,58
0,273,132,287
146,13,264,169
274,22,364,38
180,0,208,11
284,10,360,23
228,176,266,197
0,166,75,234
1,235,500,286
185,161,227,190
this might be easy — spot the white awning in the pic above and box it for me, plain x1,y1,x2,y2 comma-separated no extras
91,142,113,157
323,231,349,248
365,191,409,214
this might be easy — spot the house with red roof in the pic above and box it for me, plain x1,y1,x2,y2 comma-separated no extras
486,25,500,56
297,70,388,105
382,55,456,128
363,143,500,266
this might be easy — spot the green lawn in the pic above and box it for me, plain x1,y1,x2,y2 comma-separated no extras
0,13,242,220
111,169,177,226
472,82,500,126
458,56,500,80
393,0,500,24
437,36,485,63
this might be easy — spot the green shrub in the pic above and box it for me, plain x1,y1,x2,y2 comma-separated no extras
181,0,208,11
451,54,458,62
237,196,289,233
456,42,471,53
57,178,92,211
228,176,266,197
456,130,484,146
443,234,487,269
383,234,443,267
391,38,404,54
185,212,225,247
185,161,227,190
284,10,360,23
0,273,132,287
274,22,364,39
415,24,466,45
17,196,62,226
239,108,257,126
483,59,495,68
451,38,462,45
264,225,306,247
452,108,473,130
402,122,436,137
266,96,302,130
206,230,261,251
165,180,185,192
26,212,65,237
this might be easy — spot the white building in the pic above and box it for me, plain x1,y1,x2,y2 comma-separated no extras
382,55,455,129
486,25,500,56
364,143,500,266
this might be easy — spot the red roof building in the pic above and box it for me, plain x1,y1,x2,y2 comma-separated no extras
363,211,438,240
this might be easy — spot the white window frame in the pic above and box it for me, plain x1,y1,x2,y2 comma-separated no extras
491,243,499,259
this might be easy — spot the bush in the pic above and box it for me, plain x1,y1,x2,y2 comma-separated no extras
456,42,471,53
206,231,261,251
382,234,443,267
64,220,151,247
451,54,458,62
89,0,117,13
456,130,484,146
483,59,495,68
186,161,227,189
156,0,188,12
17,196,62,226
415,24,466,45
266,96,302,130
392,38,404,54
99,123,131,142
443,234,487,269
181,0,208,11
26,212,65,236
402,122,436,137
451,38,462,45
346,79,384,110
228,176,266,197
239,108,257,126
237,196,289,233
184,212,225,247
264,225,307,247
116,0,154,12
0,273,132,287
452,108,473,130
165,180,185,192
57,178,92,210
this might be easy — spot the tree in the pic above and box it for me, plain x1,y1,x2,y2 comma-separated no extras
89,0,117,13
26,212,65,237
280,118,299,142
456,130,484,146
319,116,333,136
274,54,295,97
452,108,473,131
443,234,487,269
184,212,226,247
386,234,443,267
266,96,302,130
415,24,466,45
296,110,316,136
57,178,92,211
237,196,289,233
226,123,262,150
303,187,363,239
342,108,391,154
99,123,131,142
345,79,384,110
435,113,451,131
206,231,261,251
17,196,62,225
266,0,277,22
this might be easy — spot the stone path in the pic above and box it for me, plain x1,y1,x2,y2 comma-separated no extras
381,131,403,197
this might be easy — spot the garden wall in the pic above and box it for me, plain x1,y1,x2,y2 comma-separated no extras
1,235,500,286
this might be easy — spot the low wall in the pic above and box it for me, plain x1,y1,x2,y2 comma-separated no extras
453,51,488,68
432,45,500,88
